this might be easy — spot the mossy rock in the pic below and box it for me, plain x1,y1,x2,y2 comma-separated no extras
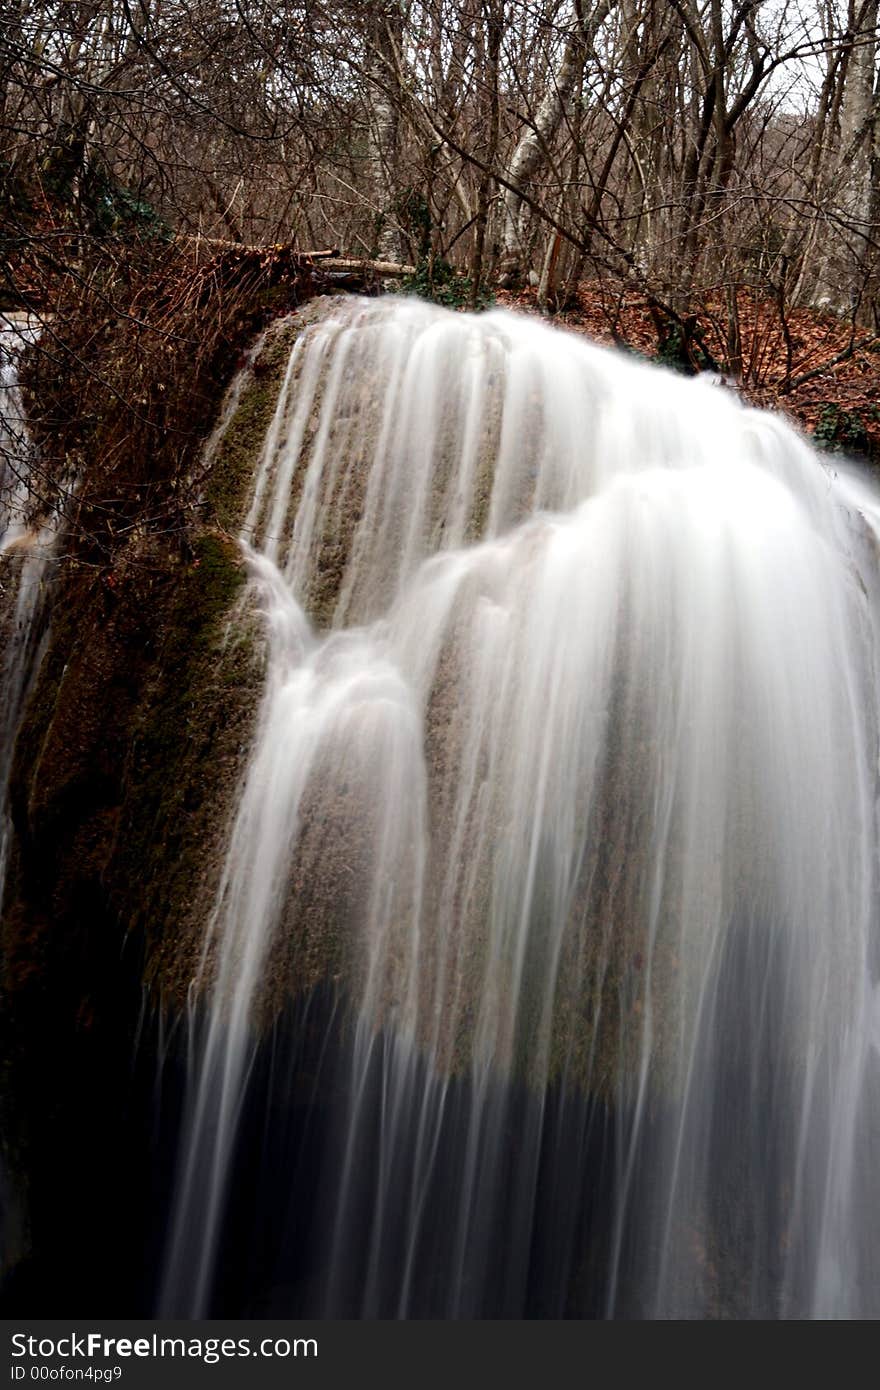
114,530,265,1002
203,299,348,535
3,527,263,1014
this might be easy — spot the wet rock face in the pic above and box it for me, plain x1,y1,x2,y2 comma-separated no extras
0,298,348,1308
0,530,258,1298
2,299,343,1005
5,486,257,1012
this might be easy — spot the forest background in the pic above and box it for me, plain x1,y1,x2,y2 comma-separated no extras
2,0,879,503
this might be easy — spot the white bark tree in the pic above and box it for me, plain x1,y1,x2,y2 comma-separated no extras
809,0,879,313
498,0,617,284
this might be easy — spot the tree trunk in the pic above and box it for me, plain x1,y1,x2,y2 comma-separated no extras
366,3,406,265
469,0,502,306
499,0,616,286
810,0,878,316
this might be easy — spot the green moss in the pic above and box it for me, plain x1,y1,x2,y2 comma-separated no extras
3,526,263,1012
813,401,879,461
204,317,303,532
401,255,493,312
187,533,248,638
115,533,263,1000
5,301,362,1024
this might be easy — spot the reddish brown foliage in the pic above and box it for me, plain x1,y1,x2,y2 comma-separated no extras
497,280,880,459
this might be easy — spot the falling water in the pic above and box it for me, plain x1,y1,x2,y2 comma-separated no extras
0,317,55,915
162,296,880,1318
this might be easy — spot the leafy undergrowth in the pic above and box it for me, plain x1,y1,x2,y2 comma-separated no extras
497,281,880,464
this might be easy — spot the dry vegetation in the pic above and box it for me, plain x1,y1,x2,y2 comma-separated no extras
2,0,877,505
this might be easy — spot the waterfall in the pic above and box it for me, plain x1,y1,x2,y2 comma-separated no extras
0,317,55,916
161,296,880,1318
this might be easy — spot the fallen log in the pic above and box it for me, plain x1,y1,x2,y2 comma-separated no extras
179,234,414,279
319,256,415,278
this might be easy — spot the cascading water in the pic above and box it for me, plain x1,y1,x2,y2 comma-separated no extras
161,296,880,1318
0,317,55,915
